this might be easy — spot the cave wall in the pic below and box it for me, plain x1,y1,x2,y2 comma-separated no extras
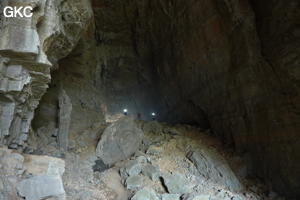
0,0,92,148
0,0,299,198
148,0,300,197
33,0,164,139
249,0,300,195
91,0,300,197
143,0,300,197
93,0,164,121
33,23,105,143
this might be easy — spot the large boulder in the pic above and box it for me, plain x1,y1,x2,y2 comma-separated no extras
17,175,65,200
0,147,24,200
96,117,144,166
0,147,66,200
188,149,243,192
17,154,66,200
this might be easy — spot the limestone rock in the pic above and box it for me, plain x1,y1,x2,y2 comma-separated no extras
0,147,65,200
162,173,194,194
0,147,24,200
0,148,24,175
19,154,66,200
188,150,243,192
135,156,148,164
17,175,65,200
183,194,210,200
96,117,144,165
92,0,300,197
0,0,92,149
131,188,160,200
58,89,72,151
142,164,160,181
0,0,299,198
23,154,65,177
124,160,142,176
125,175,145,190
120,167,129,180
161,194,181,200
100,169,129,200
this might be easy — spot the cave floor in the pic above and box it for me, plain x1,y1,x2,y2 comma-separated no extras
61,120,284,200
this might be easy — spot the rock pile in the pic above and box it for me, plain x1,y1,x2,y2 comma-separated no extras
93,120,283,200
0,147,66,200
0,118,285,200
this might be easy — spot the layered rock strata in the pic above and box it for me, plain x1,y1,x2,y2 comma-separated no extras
0,0,92,148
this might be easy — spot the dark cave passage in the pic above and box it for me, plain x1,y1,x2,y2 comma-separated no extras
0,0,299,199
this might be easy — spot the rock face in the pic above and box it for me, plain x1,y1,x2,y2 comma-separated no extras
0,0,299,198
0,147,24,200
162,173,194,194
142,164,160,181
0,147,66,200
161,194,181,200
31,27,106,153
0,0,92,149
125,175,145,190
183,194,211,200
96,117,144,165
131,188,160,200
17,175,65,200
58,89,72,151
117,123,270,200
188,150,243,192
91,0,300,198
248,0,300,196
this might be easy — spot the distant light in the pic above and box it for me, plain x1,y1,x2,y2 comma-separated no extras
151,112,156,116
123,109,128,113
